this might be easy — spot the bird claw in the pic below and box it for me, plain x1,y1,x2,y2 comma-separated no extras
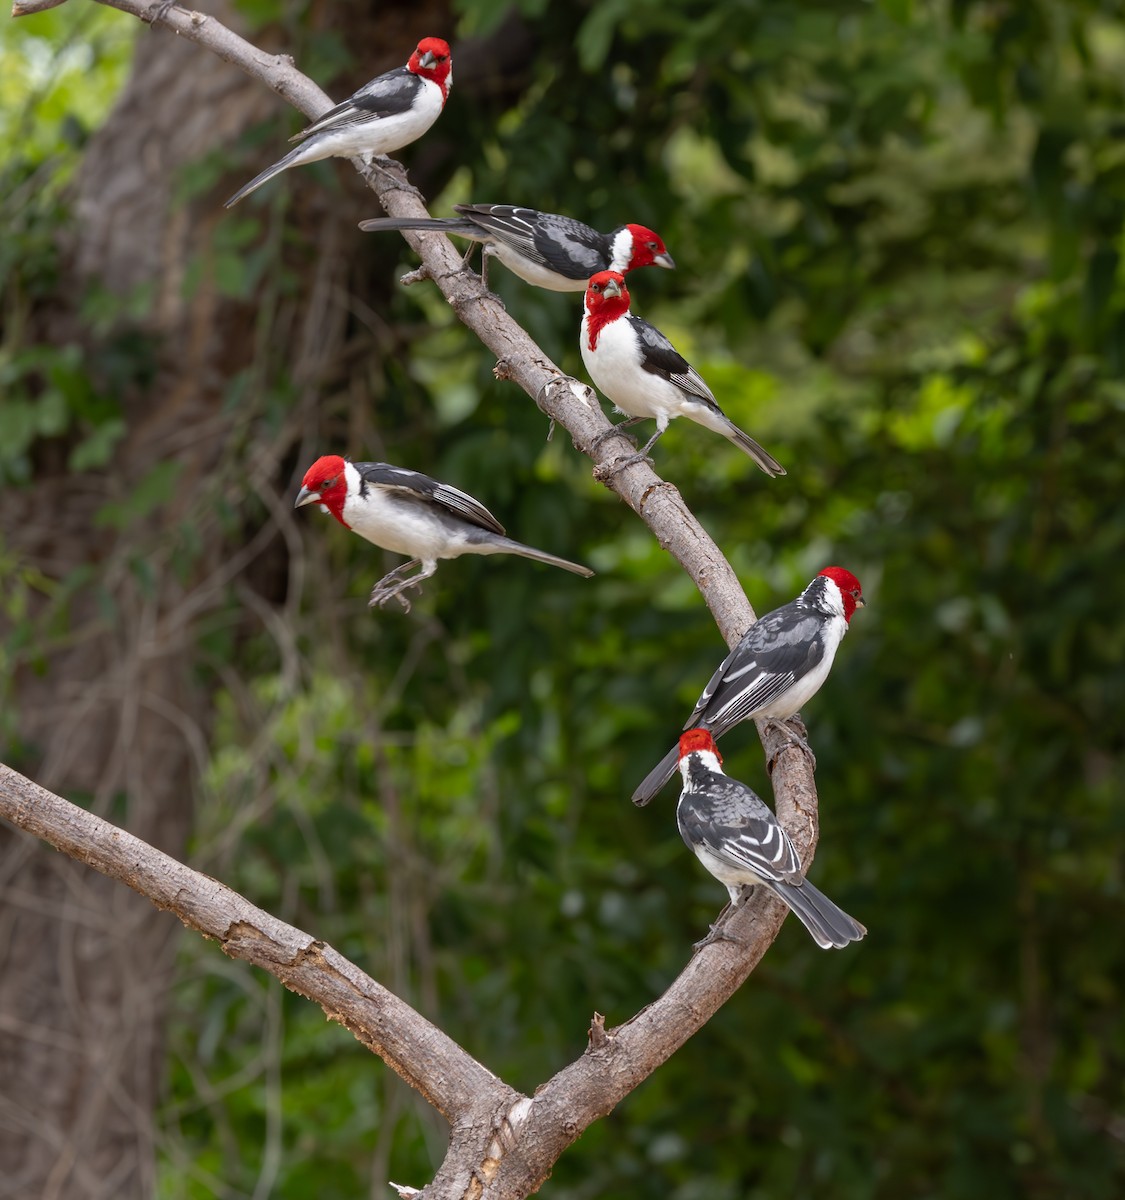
148,0,177,23
368,566,427,613
592,451,652,482
589,425,638,454
765,716,817,774
367,156,422,198
693,921,743,951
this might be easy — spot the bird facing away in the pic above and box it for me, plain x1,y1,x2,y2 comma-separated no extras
632,567,865,806
294,455,593,611
359,204,675,292
580,270,785,477
224,37,452,208
676,729,866,950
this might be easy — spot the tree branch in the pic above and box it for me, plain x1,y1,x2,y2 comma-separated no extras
0,762,513,1128
6,2,828,1196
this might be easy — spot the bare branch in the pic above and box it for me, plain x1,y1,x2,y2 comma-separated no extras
12,0,70,16
0,762,516,1127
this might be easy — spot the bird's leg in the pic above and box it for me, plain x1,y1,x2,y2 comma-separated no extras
366,155,424,199
592,426,664,480
368,560,436,613
148,0,177,23
765,715,816,774
589,416,643,454
692,886,755,951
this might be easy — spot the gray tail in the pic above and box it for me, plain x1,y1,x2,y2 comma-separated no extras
498,538,594,578
774,877,866,949
632,745,679,807
724,421,786,478
225,144,311,208
358,216,486,239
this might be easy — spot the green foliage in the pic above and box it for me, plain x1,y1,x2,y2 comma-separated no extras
7,0,1125,1197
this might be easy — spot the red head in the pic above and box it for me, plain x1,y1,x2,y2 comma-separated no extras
621,225,675,273
817,566,865,622
295,455,350,526
408,38,453,100
584,270,631,350
678,728,722,762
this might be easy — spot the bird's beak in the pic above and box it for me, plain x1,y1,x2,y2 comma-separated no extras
603,277,623,298
855,596,866,608
294,485,319,509
419,50,437,69
655,251,675,270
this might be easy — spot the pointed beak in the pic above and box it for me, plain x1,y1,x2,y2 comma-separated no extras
419,50,437,69
654,251,675,270
294,485,319,509
855,596,866,608
602,276,623,299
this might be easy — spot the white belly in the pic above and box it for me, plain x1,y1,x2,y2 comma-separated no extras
298,86,444,163
581,318,683,421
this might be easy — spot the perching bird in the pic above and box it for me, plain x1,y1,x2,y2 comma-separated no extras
359,204,674,291
633,567,865,806
580,271,785,477
294,455,593,611
224,37,452,208
676,729,866,950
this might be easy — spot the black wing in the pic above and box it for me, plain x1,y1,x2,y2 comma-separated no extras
687,604,827,734
353,462,506,536
455,205,610,278
678,772,804,884
294,69,423,140
629,315,720,407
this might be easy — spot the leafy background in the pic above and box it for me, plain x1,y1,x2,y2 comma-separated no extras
2,0,1123,1197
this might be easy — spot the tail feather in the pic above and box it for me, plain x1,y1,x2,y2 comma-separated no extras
632,744,679,806
225,143,319,208
491,537,594,578
359,216,486,239
773,877,866,949
723,421,786,478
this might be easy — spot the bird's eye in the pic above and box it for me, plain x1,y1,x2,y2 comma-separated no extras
322,476,337,490
646,241,657,250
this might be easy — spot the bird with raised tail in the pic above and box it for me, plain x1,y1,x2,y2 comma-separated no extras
580,271,785,477
632,567,865,806
294,456,593,611
224,37,452,208
676,729,866,950
359,204,674,292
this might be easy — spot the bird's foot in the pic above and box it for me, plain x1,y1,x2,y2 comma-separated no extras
765,716,816,774
149,0,177,24
367,156,422,198
368,564,427,613
693,921,743,951
592,451,652,482
589,424,639,455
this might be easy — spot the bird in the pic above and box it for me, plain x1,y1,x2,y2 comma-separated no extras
358,204,675,292
294,455,593,611
632,567,865,806
580,270,785,477
224,37,453,208
676,728,866,950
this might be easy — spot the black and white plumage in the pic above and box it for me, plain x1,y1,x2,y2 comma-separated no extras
224,37,452,208
581,271,785,476
294,455,593,611
676,729,866,950
632,567,865,806
359,204,675,292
